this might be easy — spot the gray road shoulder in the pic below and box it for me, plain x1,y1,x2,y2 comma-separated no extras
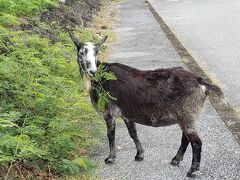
94,0,240,179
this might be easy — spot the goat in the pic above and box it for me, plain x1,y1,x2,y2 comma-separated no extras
69,33,223,177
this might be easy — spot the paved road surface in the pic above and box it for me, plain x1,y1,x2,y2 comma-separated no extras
148,0,240,109
94,0,240,179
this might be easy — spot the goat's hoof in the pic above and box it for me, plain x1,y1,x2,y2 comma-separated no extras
105,157,115,164
186,172,196,178
170,158,180,166
186,163,200,177
171,155,183,166
135,153,144,161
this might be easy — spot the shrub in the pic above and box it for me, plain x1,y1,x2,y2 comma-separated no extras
0,0,106,177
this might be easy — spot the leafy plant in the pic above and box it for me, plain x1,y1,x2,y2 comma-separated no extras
93,64,117,112
0,13,19,27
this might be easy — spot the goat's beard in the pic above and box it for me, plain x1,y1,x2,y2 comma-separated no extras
83,74,92,92
78,64,92,92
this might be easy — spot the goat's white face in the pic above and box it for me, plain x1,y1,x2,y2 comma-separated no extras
78,43,98,76
69,31,108,77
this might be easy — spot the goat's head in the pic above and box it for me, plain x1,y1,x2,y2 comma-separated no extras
69,31,108,77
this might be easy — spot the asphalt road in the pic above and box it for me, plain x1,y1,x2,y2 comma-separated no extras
148,0,240,109
94,0,240,179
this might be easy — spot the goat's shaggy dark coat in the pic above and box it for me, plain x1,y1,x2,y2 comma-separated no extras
69,34,223,177
90,62,223,177
92,62,220,127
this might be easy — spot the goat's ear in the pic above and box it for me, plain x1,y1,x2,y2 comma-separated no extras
95,36,108,47
68,30,83,48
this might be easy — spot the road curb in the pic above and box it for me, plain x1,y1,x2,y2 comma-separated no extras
145,0,240,144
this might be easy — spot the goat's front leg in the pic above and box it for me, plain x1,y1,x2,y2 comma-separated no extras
171,132,189,166
123,118,144,161
104,113,116,164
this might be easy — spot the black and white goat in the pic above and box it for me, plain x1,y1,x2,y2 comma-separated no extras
69,33,223,177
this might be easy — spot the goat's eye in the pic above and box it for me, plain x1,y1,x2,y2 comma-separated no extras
80,49,88,56
79,51,85,56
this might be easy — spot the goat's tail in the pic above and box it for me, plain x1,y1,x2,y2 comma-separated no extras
198,78,224,98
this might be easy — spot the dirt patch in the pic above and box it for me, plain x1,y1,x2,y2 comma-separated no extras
40,0,101,28
12,0,101,42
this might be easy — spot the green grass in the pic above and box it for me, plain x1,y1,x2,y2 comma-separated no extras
0,0,57,16
0,0,110,178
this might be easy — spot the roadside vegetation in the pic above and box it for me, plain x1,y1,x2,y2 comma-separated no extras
0,0,116,179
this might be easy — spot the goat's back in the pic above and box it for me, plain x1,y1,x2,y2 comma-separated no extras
104,63,201,98
94,63,207,125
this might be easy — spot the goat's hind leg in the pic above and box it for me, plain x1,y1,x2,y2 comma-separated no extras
186,132,202,177
123,118,144,161
177,118,202,177
171,132,189,166
104,113,116,164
